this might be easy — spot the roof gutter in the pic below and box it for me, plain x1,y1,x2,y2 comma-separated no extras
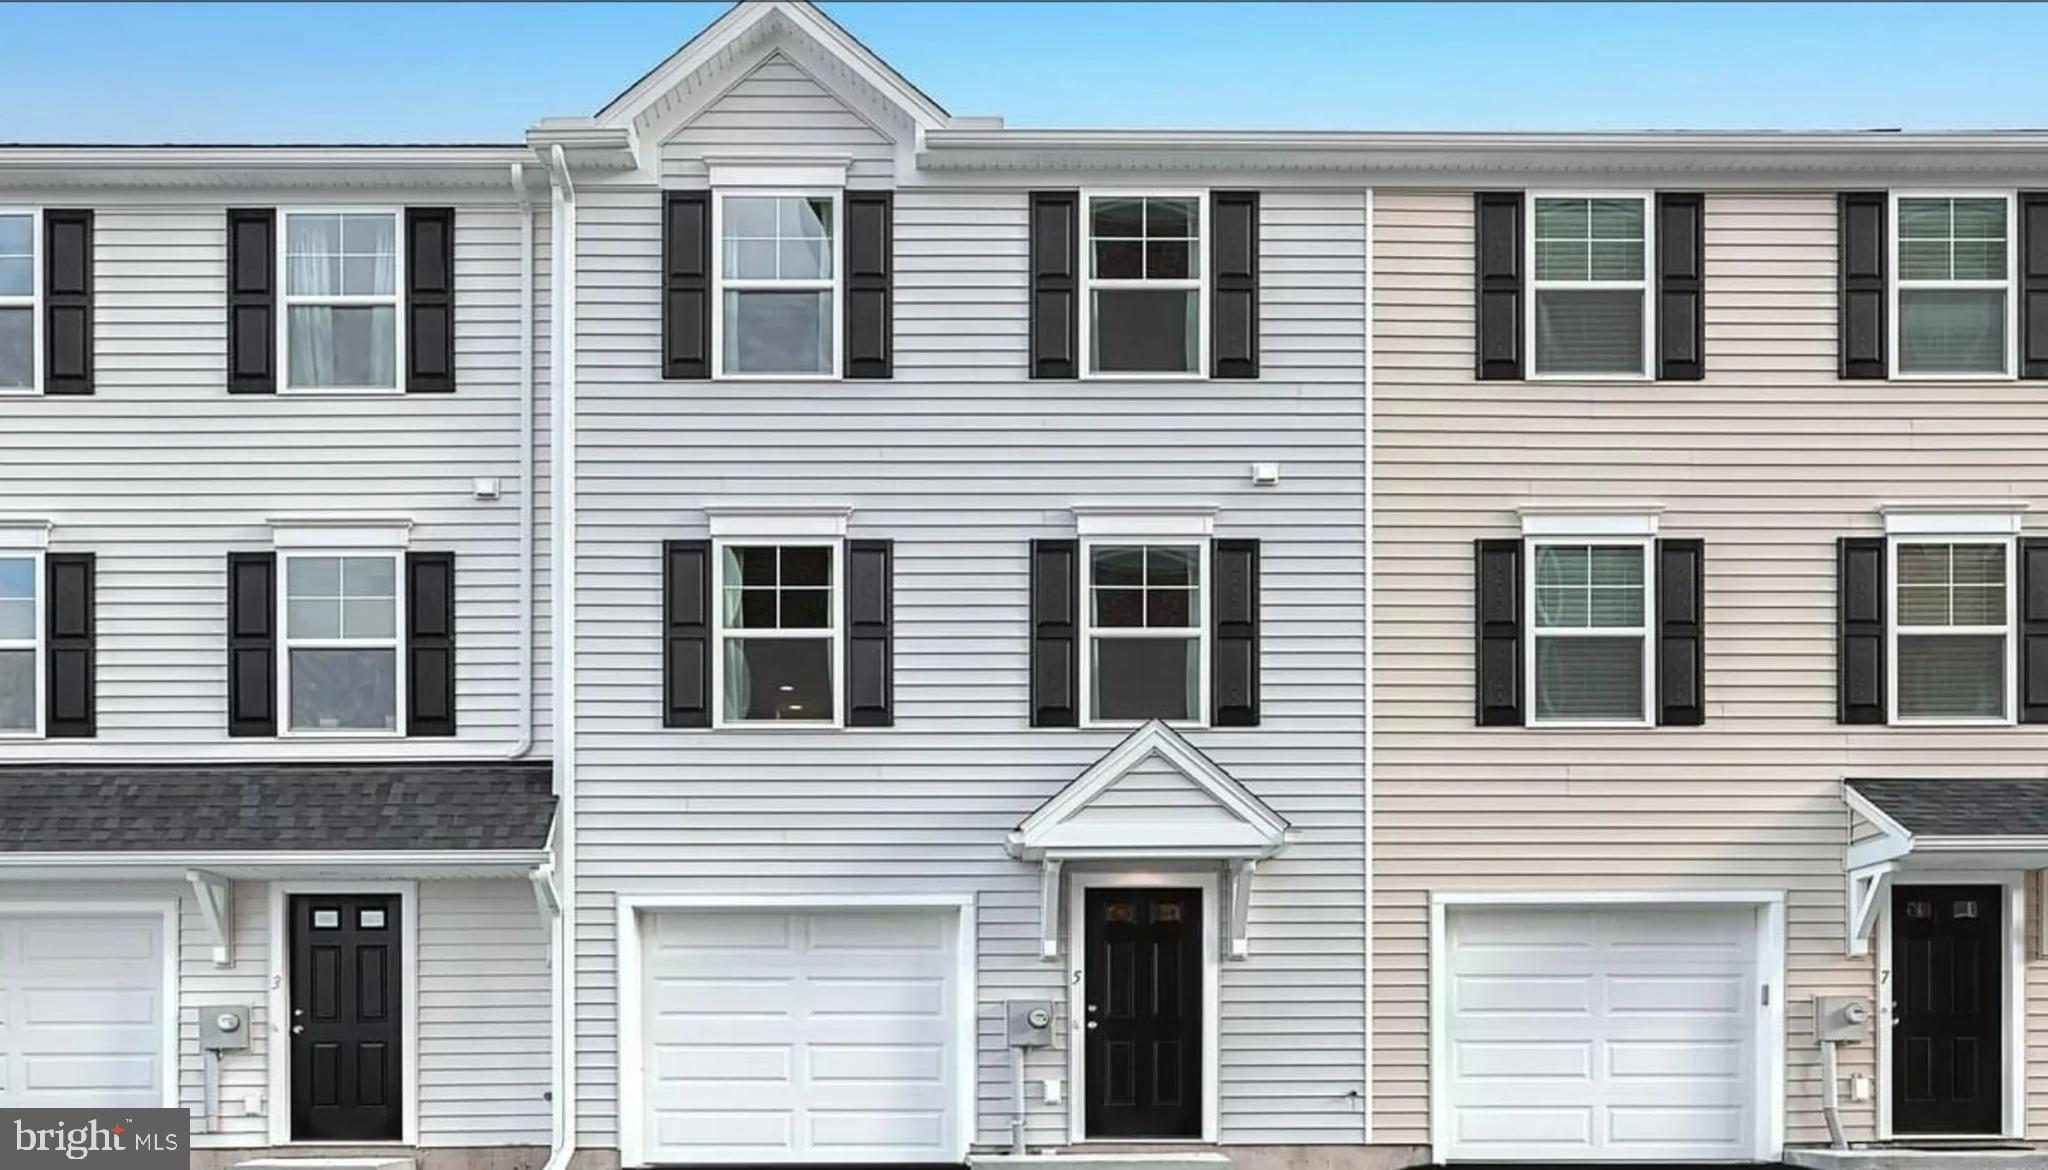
0,849,548,869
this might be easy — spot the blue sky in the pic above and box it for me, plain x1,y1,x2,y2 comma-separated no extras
2,2,2045,142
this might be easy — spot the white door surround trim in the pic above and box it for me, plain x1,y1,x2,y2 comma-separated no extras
1065,869,1222,1145
264,880,421,1148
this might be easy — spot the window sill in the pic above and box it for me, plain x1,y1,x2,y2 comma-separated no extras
0,388,43,397
1082,720,1211,732
278,729,407,740
1525,372,1653,382
1525,719,1656,730
1886,372,2018,382
276,387,407,397
712,372,841,383
1080,371,1209,382
1886,717,2017,729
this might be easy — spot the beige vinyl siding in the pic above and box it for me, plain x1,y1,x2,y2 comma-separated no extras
569,162,1369,1147
1373,188,2048,1149
0,194,549,759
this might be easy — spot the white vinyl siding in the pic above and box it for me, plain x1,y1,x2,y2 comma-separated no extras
0,198,549,759
570,139,1367,1152
1372,187,2048,1152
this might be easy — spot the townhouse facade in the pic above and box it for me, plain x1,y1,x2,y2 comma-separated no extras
7,3,2048,1170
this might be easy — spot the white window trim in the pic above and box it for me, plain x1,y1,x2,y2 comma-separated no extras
709,189,844,381
0,547,44,739
710,536,844,729
1525,190,1655,381
1886,533,2017,727
276,548,406,739
1523,534,1656,729
1887,190,2019,381
0,206,40,396
1077,536,1211,730
1077,189,1211,381
277,207,406,396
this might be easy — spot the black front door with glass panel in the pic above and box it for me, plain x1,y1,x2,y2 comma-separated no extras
1892,883,2002,1136
290,894,403,1142
1083,886,1203,1139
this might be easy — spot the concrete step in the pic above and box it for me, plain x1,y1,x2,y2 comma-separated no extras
970,1153,1231,1170
1786,1146,2048,1170
232,1158,416,1170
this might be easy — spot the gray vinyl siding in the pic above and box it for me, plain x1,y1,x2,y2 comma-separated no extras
0,877,547,1147
0,191,549,759
1371,187,2048,1148
1066,753,1242,829
658,52,897,186
571,76,1368,1149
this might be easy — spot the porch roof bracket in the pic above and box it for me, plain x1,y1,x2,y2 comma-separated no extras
1846,861,1896,957
1227,859,1256,961
1038,859,1063,961
185,868,234,967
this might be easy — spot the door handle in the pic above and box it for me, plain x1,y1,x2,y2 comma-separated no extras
1085,1021,1097,1030
291,1025,305,1035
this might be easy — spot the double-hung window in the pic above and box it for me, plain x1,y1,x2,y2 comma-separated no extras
0,210,35,392
282,552,402,733
1893,193,2014,377
715,542,839,724
1082,193,1205,376
1528,539,1653,725
1892,538,2013,722
1082,542,1206,723
0,552,38,734
282,210,401,391
715,193,840,378
1529,194,1651,377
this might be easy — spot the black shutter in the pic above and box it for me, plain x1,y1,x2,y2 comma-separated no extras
227,552,276,736
42,209,92,396
1029,192,1079,379
1656,193,1705,381
1030,539,1079,726
226,209,276,394
844,192,894,379
1212,538,1260,726
662,191,712,380
405,551,456,736
2021,192,2048,380
845,539,894,726
405,207,455,393
1655,538,1706,726
663,539,712,727
1474,538,1523,725
1838,536,1887,724
2020,538,2048,722
44,553,94,738
1475,192,1524,381
1839,192,1888,380
1211,191,1260,379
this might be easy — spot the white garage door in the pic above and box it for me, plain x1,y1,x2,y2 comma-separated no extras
1442,903,1763,1162
0,914,166,1108
640,908,959,1165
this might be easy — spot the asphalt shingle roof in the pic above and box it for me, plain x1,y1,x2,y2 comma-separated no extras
0,761,555,853
1849,777,2048,838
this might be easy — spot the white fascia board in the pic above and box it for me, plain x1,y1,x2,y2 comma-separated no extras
0,146,533,192
1072,502,1219,540
1879,500,2029,535
1517,503,1663,537
0,519,51,551
705,502,853,539
270,515,415,550
706,158,850,189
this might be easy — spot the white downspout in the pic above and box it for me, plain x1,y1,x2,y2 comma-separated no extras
539,142,579,1170
507,161,536,762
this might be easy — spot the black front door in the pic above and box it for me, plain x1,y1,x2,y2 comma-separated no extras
1083,886,1202,1139
1893,883,2003,1135
291,893,403,1142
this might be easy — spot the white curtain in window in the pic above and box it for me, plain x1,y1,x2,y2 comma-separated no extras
720,548,752,716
